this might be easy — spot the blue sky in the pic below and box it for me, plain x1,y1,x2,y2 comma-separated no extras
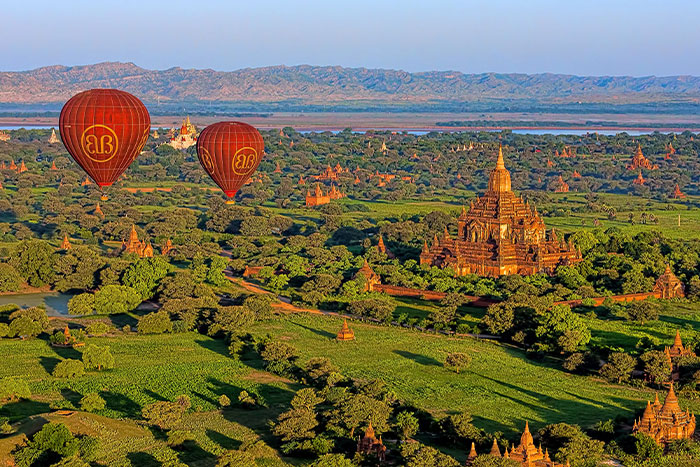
4,0,699,76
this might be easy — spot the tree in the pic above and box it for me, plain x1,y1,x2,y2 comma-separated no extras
331,393,391,438
137,311,173,334
304,357,338,386
445,412,482,441
347,299,395,322
563,353,585,372
395,411,419,440
444,352,472,373
641,350,672,386
243,294,274,320
0,262,22,292
534,304,590,353
94,285,142,315
273,392,319,442
53,247,105,292
599,352,636,383
206,256,229,286
12,422,79,465
0,376,30,402
10,239,57,287
80,393,105,412
626,300,660,325
260,340,298,374
9,315,44,339
400,442,459,467
82,344,115,371
141,395,191,430
53,359,85,378
206,306,254,336
68,293,95,315
122,256,170,300
483,302,514,335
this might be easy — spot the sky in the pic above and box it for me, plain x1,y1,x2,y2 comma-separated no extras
4,0,700,76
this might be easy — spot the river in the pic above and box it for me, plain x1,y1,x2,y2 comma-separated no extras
0,292,72,317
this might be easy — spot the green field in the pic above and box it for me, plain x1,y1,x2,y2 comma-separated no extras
0,332,299,466
246,314,687,435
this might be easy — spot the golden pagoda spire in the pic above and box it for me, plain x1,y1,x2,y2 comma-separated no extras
490,438,501,457
496,143,505,169
468,442,477,459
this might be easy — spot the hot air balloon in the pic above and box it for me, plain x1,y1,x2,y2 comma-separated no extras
59,89,150,200
196,122,265,203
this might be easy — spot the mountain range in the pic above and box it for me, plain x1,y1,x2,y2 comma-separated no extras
1,62,700,111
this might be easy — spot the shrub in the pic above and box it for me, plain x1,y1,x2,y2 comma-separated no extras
0,376,30,402
347,298,396,322
137,311,173,335
218,394,231,408
85,322,111,336
53,359,85,378
68,293,96,316
94,285,142,315
444,352,472,373
82,344,115,371
80,393,105,412
141,395,191,430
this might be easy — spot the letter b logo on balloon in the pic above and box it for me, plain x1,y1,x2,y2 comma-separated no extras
232,147,259,176
81,124,119,162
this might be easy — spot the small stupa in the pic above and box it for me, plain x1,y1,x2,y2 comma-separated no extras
336,319,355,341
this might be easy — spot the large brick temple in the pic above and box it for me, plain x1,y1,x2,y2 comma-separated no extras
420,146,581,277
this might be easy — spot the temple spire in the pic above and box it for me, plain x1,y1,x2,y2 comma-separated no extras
496,143,505,169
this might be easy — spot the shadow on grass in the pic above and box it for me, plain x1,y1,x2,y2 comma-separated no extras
206,429,241,450
289,321,336,339
143,389,167,402
60,388,82,407
49,345,83,361
0,400,51,422
100,391,141,419
38,356,60,374
393,350,441,366
176,439,218,465
127,452,159,467
195,338,231,358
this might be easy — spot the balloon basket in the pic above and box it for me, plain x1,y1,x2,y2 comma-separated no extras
100,194,109,201
225,200,235,205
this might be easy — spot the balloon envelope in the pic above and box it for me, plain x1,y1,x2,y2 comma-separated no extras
196,121,265,198
59,89,150,188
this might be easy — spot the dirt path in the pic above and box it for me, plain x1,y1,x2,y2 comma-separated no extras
230,277,323,315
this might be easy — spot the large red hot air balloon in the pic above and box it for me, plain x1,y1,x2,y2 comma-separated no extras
196,122,265,202
59,89,150,199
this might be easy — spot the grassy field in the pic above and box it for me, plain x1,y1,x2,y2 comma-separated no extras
0,332,300,466
246,314,694,436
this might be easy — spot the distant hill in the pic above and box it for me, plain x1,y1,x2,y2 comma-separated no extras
1,62,700,111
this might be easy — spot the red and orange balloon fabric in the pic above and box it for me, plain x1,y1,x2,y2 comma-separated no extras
59,89,150,198
196,121,265,202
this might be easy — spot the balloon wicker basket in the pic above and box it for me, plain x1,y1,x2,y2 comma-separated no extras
100,194,109,201
225,199,235,205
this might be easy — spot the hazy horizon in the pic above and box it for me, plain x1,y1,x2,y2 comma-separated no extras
4,0,700,76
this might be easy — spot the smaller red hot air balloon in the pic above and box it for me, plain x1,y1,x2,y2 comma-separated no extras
196,122,265,203
59,89,150,200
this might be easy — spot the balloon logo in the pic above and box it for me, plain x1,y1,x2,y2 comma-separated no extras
196,122,264,202
80,124,119,162
59,89,150,196
232,147,259,175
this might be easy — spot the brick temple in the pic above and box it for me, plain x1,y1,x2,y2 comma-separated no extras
633,384,696,445
420,146,581,276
